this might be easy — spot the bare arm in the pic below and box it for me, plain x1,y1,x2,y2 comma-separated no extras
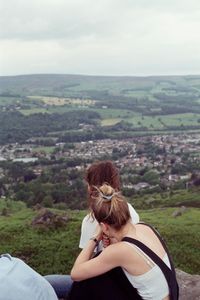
71,241,123,281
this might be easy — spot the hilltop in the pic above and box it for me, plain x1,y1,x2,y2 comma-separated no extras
0,200,199,275
1,74,200,99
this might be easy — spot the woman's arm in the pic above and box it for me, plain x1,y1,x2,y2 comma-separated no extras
71,240,123,281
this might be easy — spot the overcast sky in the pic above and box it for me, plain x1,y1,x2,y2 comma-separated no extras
1,0,200,76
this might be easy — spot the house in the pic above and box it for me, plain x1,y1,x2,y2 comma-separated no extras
132,182,150,191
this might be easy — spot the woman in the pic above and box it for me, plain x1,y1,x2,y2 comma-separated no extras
45,161,139,298
79,160,139,250
70,184,178,300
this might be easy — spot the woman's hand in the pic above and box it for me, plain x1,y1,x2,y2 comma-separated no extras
102,233,110,248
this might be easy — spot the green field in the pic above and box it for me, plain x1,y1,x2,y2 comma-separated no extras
20,105,87,115
101,112,200,129
0,96,21,105
1,74,200,139
32,146,55,154
0,200,199,275
1,74,199,133
101,118,123,126
20,103,200,131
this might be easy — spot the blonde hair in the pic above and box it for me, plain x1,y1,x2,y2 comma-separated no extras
91,183,130,230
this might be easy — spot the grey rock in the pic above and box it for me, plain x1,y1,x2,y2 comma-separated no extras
172,206,187,218
32,208,68,230
176,269,200,300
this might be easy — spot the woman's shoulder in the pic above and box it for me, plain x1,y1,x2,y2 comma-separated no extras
82,213,98,225
101,241,137,265
104,240,136,256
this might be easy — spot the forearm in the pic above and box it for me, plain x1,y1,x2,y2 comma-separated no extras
71,226,102,280
73,239,98,266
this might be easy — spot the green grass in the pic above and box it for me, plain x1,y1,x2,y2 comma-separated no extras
130,189,200,209
101,118,123,126
32,146,55,154
0,199,26,212
0,96,21,106
20,108,50,115
0,200,199,275
101,113,200,129
0,206,84,275
161,113,200,126
20,106,91,115
92,108,135,119
139,208,200,274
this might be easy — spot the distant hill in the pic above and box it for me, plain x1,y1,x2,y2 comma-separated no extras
0,74,200,98
1,74,200,142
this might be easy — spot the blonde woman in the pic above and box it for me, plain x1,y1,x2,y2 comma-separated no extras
70,184,178,300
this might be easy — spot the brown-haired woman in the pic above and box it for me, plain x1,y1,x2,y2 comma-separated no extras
71,184,178,300
79,160,139,250
45,161,139,299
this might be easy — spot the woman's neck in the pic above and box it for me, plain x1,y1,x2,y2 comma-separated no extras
111,222,136,242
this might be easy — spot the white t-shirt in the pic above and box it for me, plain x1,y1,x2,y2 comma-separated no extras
0,254,57,300
79,203,139,249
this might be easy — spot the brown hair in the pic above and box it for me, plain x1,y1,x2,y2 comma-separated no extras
85,161,120,206
91,184,130,230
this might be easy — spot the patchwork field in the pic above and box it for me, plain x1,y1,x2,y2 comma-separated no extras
0,74,200,134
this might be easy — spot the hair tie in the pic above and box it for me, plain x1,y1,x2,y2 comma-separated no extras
100,191,120,202
102,194,113,201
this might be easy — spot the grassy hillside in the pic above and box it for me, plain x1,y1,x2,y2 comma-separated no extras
1,74,200,97
129,189,200,209
0,201,199,275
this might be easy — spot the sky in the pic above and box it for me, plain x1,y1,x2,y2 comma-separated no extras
0,0,200,76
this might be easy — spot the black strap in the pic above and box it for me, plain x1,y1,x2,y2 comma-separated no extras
122,228,179,300
138,222,177,278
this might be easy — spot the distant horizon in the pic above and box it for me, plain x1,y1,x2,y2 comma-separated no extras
1,72,200,78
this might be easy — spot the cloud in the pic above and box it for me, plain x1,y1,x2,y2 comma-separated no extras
0,0,200,75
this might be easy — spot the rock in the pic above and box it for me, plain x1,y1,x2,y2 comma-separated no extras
33,203,43,211
145,197,156,205
32,208,68,230
176,269,200,300
172,206,187,218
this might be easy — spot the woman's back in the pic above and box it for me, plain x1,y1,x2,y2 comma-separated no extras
121,224,170,300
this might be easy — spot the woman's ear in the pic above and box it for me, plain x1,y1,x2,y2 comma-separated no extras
100,222,109,235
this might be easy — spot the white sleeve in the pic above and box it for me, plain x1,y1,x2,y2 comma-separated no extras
128,203,140,224
79,205,139,249
79,214,98,249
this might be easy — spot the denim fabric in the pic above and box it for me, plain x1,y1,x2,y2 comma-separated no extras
44,274,73,299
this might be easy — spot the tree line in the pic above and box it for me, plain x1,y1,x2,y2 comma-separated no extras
0,110,100,144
